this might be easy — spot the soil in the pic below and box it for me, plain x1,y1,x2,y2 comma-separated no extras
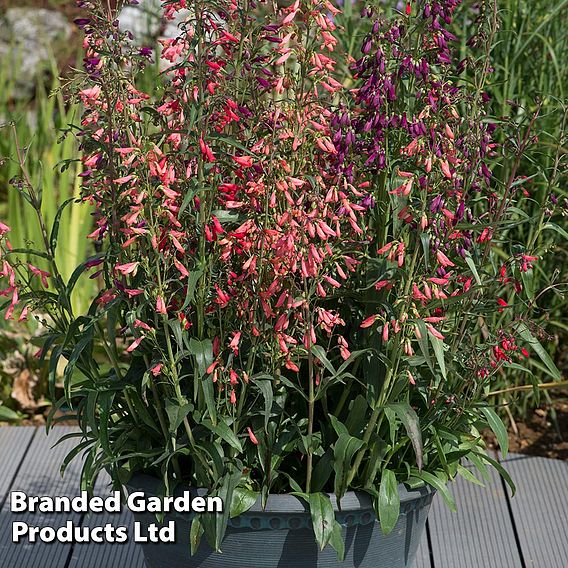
485,395,568,461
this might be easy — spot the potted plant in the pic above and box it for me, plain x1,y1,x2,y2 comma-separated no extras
2,0,547,566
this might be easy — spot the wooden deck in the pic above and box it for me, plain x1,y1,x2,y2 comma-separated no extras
0,427,566,567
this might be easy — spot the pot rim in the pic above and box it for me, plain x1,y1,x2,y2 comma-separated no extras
126,472,435,515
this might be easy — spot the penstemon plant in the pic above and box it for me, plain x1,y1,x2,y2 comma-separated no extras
0,0,560,557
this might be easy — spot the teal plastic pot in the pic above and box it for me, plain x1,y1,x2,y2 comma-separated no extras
127,474,434,568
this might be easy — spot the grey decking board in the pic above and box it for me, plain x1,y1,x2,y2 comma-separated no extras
67,470,146,568
0,427,36,502
503,454,568,568
412,528,432,568
427,467,523,568
0,426,83,568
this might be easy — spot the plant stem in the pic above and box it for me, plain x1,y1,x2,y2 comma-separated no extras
487,380,568,397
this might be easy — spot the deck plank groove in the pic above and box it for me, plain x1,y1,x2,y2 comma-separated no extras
1,429,567,567
0,427,83,568
0,427,36,505
67,470,145,568
502,454,568,568
427,465,523,567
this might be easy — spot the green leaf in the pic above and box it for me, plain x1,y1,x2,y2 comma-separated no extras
543,222,568,241
201,372,217,426
415,319,433,373
521,268,534,301
188,338,216,424
329,521,345,561
230,487,259,518
98,390,115,457
378,468,400,534
345,395,369,437
212,135,260,156
49,197,77,253
428,332,447,379
0,406,21,422
457,464,484,487
333,433,365,500
190,517,203,555
480,406,509,458
467,452,491,483
420,233,430,270
474,451,516,496
124,387,161,435
516,322,561,381
311,345,336,376
255,379,273,432
67,254,104,295
311,451,334,492
415,470,456,512
63,330,94,400
165,399,194,434
201,467,241,551
464,251,481,286
329,414,349,437
181,268,204,310
202,418,242,452
387,402,423,470
61,439,93,477
309,493,335,550
188,338,214,377
179,178,199,216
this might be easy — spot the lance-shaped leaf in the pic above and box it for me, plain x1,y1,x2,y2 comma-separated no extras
480,406,509,458
309,493,335,551
333,432,365,500
378,468,400,534
230,487,259,518
387,402,423,470
516,322,561,381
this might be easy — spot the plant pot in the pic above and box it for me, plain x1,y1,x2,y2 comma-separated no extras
127,473,434,568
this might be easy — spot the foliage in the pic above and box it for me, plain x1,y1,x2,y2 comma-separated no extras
476,0,568,418
0,57,94,316
0,0,561,557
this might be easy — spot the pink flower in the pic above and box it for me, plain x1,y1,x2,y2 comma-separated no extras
127,337,144,353
124,289,144,298
436,250,455,267
5,287,18,320
28,264,50,287
115,262,139,275
232,155,254,168
199,137,215,162
247,427,259,445
408,370,416,385
229,331,242,354
0,221,11,236
440,160,452,179
156,295,167,315
360,315,377,329
426,324,445,340
134,319,152,331
174,258,190,278
230,369,239,385
18,305,29,322
113,174,135,184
